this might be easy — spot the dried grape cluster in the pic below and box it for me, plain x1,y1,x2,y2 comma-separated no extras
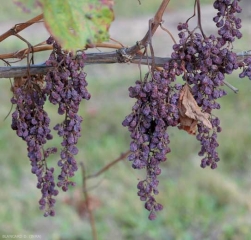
173,0,243,169
122,70,180,220
45,37,90,192
11,37,90,216
123,0,246,220
8,0,251,221
11,75,58,217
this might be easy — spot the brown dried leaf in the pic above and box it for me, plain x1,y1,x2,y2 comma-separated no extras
12,75,45,93
178,116,198,135
178,84,212,134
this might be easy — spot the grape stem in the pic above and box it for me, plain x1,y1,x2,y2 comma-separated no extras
196,0,206,39
13,33,34,77
159,23,177,44
223,80,239,93
186,0,206,38
118,0,171,57
86,150,130,179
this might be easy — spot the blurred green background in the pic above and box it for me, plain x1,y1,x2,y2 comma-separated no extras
1,0,251,239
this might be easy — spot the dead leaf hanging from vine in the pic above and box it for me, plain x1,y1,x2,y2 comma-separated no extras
178,84,212,134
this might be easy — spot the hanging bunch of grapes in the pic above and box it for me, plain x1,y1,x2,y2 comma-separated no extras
10,37,90,216
123,0,245,220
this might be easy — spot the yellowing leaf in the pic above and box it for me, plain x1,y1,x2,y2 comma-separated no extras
42,0,114,50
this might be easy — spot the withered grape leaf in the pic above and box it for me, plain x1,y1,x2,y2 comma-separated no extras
178,84,212,134
178,86,198,135
42,0,114,50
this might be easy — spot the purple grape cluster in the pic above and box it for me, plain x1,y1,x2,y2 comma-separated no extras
10,37,90,217
213,0,242,42
124,0,247,220
170,0,243,169
171,32,226,169
45,37,91,191
11,76,58,217
122,69,181,220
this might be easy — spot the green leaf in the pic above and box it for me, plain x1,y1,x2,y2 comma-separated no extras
42,0,114,50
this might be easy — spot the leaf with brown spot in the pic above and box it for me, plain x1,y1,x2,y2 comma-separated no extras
178,84,212,134
42,0,114,50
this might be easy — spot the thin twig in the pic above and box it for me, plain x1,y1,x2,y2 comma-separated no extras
4,86,14,120
148,19,156,73
0,45,52,60
0,14,43,43
86,150,130,179
159,24,177,44
126,0,171,56
185,0,206,38
86,42,123,50
186,0,197,24
196,0,206,39
109,37,124,47
14,34,34,76
0,42,123,60
223,80,239,93
80,162,97,240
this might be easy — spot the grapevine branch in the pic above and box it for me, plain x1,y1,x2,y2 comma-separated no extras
0,51,250,79
0,55,171,78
